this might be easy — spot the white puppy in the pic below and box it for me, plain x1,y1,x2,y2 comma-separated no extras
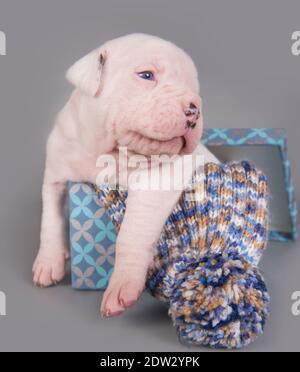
33,33,217,317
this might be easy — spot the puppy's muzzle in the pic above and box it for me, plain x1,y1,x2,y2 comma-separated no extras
184,103,200,129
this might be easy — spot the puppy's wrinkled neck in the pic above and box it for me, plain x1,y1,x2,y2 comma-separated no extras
74,91,117,155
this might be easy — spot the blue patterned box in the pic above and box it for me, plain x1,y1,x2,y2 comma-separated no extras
69,128,298,290
69,183,116,289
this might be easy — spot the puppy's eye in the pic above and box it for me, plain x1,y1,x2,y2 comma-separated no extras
137,71,155,81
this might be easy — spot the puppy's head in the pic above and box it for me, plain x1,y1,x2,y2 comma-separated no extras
66,34,203,155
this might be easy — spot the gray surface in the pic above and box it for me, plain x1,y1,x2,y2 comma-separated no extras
0,0,299,352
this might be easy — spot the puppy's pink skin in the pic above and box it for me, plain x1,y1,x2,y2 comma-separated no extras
33,34,217,316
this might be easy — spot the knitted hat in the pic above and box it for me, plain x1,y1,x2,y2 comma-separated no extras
96,161,270,349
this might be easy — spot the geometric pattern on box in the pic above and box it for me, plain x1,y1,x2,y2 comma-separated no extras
69,182,116,289
202,128,298,241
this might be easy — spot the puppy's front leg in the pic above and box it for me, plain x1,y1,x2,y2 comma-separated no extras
100,188,181,317
33,177,69,287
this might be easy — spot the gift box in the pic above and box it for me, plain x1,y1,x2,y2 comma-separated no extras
69,128,298,290
69,183,116,290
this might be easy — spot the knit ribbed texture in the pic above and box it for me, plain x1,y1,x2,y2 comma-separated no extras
95,161,270,349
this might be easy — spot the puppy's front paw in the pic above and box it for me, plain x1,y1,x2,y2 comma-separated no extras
100,269,146,317
32,250,69,287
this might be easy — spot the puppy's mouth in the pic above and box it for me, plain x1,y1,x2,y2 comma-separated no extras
181,136,187,151
117,131,186,155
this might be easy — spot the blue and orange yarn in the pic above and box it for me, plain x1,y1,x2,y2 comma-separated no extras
96,161,270,349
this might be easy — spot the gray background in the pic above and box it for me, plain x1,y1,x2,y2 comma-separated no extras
0,0,299,352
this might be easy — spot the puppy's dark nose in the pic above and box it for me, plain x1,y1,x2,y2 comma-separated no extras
186,120,197,129
184,103,199,129
184,103,198,117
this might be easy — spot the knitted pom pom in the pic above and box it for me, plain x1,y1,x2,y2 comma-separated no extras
166,253,270,349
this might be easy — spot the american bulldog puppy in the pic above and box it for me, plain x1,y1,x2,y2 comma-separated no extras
32,33,217,317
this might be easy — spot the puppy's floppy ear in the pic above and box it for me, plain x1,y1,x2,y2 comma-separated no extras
66,48,107,96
